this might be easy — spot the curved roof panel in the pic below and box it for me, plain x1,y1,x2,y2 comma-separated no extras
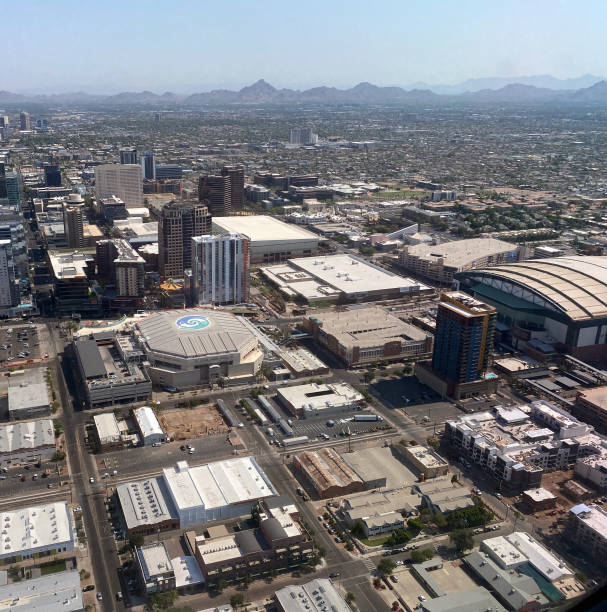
463,256,607,322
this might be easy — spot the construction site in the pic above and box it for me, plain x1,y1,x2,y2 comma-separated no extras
157,403,227,440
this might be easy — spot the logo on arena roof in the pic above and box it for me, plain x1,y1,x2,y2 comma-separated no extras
175,315,211,331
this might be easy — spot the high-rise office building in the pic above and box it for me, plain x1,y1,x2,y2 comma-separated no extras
96,239,145,298
5,172,20,209
191,233,250,305
416,291,497,399
120,148,138,165
140,151,156,180
63,205,84,249
19,112,31,131
289,127,318,145
198,174,231,216
44,164,61,187
94,164,143,206
0,240,20,313
0,116,8,128
158,200,211,278
0,164,6,200
221,165,245,210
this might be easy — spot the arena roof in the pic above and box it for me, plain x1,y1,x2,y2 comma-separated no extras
136,308,256,359
462,256,607,322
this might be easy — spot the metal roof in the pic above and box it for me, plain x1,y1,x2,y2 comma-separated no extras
75,339,106,379
234,530,263,555
463,256,607,322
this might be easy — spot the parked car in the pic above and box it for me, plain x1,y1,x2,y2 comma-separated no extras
82,585,95,592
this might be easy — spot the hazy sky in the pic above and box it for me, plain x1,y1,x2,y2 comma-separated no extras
4,0,605,93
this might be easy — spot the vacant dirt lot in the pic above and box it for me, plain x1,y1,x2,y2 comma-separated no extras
158,404,227,440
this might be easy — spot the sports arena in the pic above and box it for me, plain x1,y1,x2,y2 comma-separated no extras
134,308,263,388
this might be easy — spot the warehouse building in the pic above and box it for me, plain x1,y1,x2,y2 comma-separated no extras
0,570,84,612
212,215,318,263
0,418,56,466
163,458,276,527
399,444,449,479
457,255,607,365
399,237,521,285
303,306,432,366
134,309,263,389
293,448,364,499
276,382,364,418
7,367,51,420
262,253,430,303
0,501,74,561
133,406,165,445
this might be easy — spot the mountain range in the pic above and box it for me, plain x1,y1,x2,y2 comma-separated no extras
3,77,607,107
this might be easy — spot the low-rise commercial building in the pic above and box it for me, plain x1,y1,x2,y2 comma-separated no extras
0,501,74,561
275,578,353,612
420,587,507,612
415,479,475,514
212,215,318,263
399,444,449,479
262,254,430,303
522,488,557,512
133,406,164,445
188,498,312,588
293,448,364,499
0,570,84,612
8,368,51,420
0,418,56,466
464,552,549,612
566,503,607,561
136,542,177,594
93,412,123,450
481,532,573,584
399,237,521,285
276,382,364,418
576,386,607,433
303,307,432,366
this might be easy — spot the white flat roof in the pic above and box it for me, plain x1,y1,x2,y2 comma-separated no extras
134,406,163,438
290,254,429,295
524,488,556,502
213,215,318,242
483,532,572,582
0,419,54,454
94,412,121,443
137,542,172,580
171,555,204,588
163,457,275,513
48,251,93,279
570,504,607,538
0,502,72,558
277,382,363,412
0,570,83,612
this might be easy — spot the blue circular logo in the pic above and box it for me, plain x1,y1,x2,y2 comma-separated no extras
175,315,211,331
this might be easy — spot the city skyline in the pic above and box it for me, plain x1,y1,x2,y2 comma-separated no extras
4,0,606,93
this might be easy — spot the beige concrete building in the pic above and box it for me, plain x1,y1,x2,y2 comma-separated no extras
399,237,521,285
94,163,143,207
303,306,432,366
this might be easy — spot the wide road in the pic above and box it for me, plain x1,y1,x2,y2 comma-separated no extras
51,326,124,612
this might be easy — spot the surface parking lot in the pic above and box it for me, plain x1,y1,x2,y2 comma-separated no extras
0,325,41,364
235,393,389,444
371,378,461,423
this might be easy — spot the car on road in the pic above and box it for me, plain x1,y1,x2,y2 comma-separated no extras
395,560,404,566
418,594,426,602
47,483,54,488
152,442,161,447
96,592,103,601
20,476,25,481
491,524,501,531
89,477,95,483
474,528,484,534
82,585,95,592
116,591,123,601
329,572,340,578
180,445,186,451
390,575,398,583
188,448,195,454
318,516,323,521
495,492,502,499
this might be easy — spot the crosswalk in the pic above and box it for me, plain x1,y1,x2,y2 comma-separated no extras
362,557,376,572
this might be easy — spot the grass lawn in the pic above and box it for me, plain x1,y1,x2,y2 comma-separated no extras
39,559,67,575
370,189,426,200
360,534,391,547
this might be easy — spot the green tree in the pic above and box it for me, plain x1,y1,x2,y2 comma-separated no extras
129,533,144,548
377,558,396,576
407,517,424,534
350,519,365,538
363,371,375,383
230,593,246,608
215,579,228,593
345,592,356,604
147,588,177,610
432,513,447,529
449,529,474,554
